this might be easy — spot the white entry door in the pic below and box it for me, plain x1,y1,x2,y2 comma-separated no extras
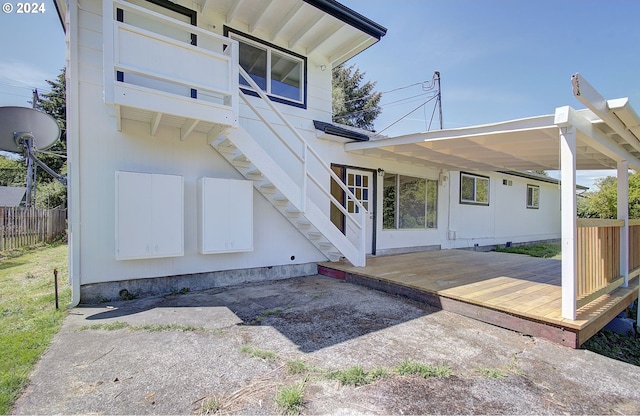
345,168,374,254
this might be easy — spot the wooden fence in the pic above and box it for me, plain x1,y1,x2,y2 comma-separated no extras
1,207,67,251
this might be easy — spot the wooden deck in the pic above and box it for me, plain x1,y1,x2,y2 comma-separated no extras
318,250,638,348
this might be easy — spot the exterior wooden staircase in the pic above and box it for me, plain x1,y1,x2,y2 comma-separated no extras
209,68,366,267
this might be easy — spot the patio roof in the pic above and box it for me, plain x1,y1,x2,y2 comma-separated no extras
345,78,640,172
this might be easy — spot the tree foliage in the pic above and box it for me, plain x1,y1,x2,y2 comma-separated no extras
0,156,24,187
332,65,381,131
577,172,640,219
33,68,67,185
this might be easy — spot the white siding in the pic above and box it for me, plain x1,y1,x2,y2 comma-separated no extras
447,172,560,248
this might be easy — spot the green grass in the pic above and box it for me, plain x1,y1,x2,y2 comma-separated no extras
78,322,203,332
583,329,640,366
495,242,561,259
0,243,70,414
274,383,305,415
395,360,451,379
240,344,279,361
477,367,507,379
327,365,390,386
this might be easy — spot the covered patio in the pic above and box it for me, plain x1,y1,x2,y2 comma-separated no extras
339,74,640,343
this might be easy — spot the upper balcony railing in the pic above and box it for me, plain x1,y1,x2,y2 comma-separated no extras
103,0,238,128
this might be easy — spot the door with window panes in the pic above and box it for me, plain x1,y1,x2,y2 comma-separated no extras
345,168,373,254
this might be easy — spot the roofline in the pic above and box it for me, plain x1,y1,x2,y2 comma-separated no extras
53,0,65,33
302,0,387,40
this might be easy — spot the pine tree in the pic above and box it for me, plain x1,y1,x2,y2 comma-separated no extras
33,68,66,182
332,65,381,131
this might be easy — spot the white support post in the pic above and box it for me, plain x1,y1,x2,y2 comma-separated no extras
618,160,629,287
560,125,578,320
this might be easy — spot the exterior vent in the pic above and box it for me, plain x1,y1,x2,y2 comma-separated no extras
502,179,513,186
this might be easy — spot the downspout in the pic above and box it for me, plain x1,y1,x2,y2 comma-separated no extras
66,0,81,307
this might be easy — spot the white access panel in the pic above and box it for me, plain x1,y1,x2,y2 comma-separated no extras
198,177,253,254
116,171,184,260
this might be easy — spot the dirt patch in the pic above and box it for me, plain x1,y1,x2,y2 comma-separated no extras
12,275,640,415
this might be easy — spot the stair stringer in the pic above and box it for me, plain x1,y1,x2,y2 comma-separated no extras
210,126,364,266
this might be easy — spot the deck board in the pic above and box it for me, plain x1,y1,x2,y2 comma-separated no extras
318,249,638,347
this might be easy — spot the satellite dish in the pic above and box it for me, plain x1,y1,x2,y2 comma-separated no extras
0,106,60,153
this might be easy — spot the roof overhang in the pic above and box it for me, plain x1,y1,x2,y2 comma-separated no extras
202,0,386,67
346,83,640,173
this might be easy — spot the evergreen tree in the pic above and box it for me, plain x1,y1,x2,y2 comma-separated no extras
332,65,381,131
33,68,66,184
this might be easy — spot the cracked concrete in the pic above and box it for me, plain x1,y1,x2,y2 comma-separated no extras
12,275,640,415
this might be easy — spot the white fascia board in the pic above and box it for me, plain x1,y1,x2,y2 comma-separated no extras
556,106,640,171
346,115,556,152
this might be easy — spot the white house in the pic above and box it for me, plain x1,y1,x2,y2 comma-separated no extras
54,0,640,315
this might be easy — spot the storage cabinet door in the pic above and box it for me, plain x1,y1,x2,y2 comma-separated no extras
227,180,253,251
116,171,153,260
116,171,184,260
151,174,184,257
199,177,253,253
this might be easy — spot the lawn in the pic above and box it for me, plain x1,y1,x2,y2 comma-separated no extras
0,243,70,414
494,242,561,259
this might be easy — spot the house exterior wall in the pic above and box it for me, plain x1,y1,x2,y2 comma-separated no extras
447,172,560,248
70,0,334,288
67,0,561,298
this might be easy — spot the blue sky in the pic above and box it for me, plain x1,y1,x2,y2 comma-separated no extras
0,1,65,106
1,0,639,188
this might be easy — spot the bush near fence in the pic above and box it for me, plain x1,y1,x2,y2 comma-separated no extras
1,207,66,250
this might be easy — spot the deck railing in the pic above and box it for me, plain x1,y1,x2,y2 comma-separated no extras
629,220,640,276
575,219,626,309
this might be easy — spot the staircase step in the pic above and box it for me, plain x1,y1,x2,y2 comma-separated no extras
319,242,333,250
296,220,312,229
328,252,342,261
233,154,250,163
308,232,322,240
246,168,263,178
273,193,288,203
259,182,277,193
216,138,236,149
285,207,301,217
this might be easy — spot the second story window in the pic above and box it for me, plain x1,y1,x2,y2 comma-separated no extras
226,28,306,108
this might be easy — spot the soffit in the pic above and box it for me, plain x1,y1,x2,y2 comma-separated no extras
201,0,384,66
345,111,640,172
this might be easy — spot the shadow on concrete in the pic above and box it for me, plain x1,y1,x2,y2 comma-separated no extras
81,275,440,353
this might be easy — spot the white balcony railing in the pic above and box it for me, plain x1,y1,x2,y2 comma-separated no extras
103,0,238,129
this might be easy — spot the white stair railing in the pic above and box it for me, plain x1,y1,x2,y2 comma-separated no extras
237,66,366,266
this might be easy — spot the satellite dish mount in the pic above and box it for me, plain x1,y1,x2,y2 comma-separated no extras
0,107,66,207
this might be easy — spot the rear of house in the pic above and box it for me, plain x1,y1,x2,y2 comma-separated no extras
55,0,563,303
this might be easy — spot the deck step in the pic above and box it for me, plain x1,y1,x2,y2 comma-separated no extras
308,232,323,240
319,242,333,250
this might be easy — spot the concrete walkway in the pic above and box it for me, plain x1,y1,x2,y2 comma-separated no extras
13,275,640,414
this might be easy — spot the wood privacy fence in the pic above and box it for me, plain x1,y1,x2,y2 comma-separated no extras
1,207,67,251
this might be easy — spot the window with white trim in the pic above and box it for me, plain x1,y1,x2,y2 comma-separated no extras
527,184,540,209
383,174,438,229
226,28,306,107
460,172,489,205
